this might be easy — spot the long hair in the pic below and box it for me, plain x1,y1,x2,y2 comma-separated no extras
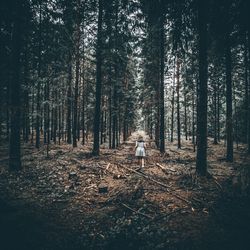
137,135,144,142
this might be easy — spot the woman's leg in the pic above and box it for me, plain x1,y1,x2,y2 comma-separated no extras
141,158,144,167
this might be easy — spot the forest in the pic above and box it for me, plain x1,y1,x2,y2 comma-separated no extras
0,0,250,249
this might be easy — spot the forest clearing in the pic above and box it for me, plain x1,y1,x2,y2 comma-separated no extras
1,131,250,249
1,0,250,249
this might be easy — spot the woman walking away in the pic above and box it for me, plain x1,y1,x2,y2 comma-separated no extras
134,135,146,168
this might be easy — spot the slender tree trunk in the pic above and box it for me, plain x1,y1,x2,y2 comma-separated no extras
44,80,47,144
150,94,153,139
53,89,57,144
159,12,165,153
108,67,112,149
192,84,196,152
92,0,103,156
23,48,30,143
6,84,10,140
73,0,81,147
213,81,218,144
225,31,233,162
46,79,50,156
104,108,107,143
217,80,221,142
176,57,181,149
31,80,34,144
81,68,85,145
196,1,208,176
112,0,119,149
59,90,61,145
36,2,42,149
67,62,72,144
112,85,117,149
234,97,239,149
9,1,24,170
247,29,250,153
184,88,188,140
100,96,104,145
171,58,176,143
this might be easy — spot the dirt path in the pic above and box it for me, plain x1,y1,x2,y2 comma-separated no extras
1,131,250,249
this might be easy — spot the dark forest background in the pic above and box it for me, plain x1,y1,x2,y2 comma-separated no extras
1,1,250,250
0,0,250,174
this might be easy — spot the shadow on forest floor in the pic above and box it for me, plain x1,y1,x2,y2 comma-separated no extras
0,132,250,250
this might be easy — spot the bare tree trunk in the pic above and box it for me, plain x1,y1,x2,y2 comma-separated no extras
81,67,86,145
196,1,208,176
73,0,81,148
159,11,165,153
66,62,72,144
9,0,24,170
176,57,181,149
247,29,250,154
217,80,221,142
192,84,196,152
36,1,42,149
92,0,103,156
213,80,218,144
184,88,188,140
225,31,233,162
171,57,176,143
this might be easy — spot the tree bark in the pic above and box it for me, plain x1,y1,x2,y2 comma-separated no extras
73,0,81,148
35,1,42,149
196,1,208,176
225,31,233,162
176,57,181,149
9,1,24,170
247,29,250,154
171,57,175,143
159,11,165,153
92,0,103,156
66,62,72,144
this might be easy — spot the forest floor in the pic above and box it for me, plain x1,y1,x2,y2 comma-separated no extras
1,131,250,250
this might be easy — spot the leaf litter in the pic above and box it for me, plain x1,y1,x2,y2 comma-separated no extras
0,132,250,249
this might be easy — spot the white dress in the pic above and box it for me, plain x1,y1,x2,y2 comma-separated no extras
135,141,146,157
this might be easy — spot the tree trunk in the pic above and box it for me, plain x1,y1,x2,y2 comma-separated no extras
217,80,221,142
73,0,81,147
81,67,85,145
247,29,250,154
196,1,208,176
171,57,175,143
53,89,57,144
66,62,72,144
225,31,233,162
159,11,165,153
184,88,188,140
9,1,24,170
36,2,42,149
176,57,181,149
213,80,218,144
92,0,103,156
192,84,196,152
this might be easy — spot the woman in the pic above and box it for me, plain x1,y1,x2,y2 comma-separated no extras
134,135,146,168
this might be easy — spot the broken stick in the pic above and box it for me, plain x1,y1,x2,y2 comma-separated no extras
121,203,153,219
156,163,176,173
